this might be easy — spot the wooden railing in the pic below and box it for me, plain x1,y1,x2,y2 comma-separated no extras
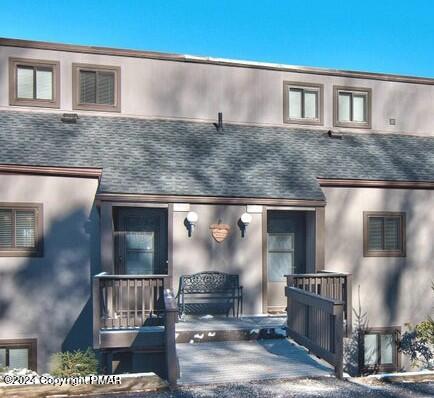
93,273,179,386
94,273,170,329
287,272,352,336
285,285,344,379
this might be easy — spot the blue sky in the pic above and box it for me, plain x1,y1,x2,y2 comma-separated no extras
2,0,433,77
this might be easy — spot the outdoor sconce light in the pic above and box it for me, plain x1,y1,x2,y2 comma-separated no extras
186,211,199,237
239,212,252,237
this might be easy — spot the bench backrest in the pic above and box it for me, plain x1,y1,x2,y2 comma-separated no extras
179,271,239,293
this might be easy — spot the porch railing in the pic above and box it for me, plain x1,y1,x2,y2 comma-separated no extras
285,285,344,379
92,273,179,385
287,272,352,337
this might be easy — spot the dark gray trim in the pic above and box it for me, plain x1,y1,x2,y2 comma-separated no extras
333,86,372,129
315,207,325,271
283,81,324,126
2,38,434,85
0,202,43,257
261,209,268,314
363,211,406,257
72,63,121,112
0,163,102,180
318,178,434,189
96,193,326,207
9,57,60,108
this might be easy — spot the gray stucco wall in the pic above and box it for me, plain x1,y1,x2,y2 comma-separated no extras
172,204,263,315
0,173,99,372
0,45,433,136
323,186,434,330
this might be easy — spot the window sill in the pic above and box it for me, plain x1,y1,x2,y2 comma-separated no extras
9,99,60,109
0,249,43,257
334,121,371,129
73,103,121,113
283,118,323,126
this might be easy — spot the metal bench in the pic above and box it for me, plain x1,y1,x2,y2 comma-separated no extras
177,271,243,318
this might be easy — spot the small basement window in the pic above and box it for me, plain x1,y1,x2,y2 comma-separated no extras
361,328,400,374
9,58,60,108
73,63,121,112
283,82,323,125
0,203,43,257
363,212,405,257
0,339,37,371
334,86,371,128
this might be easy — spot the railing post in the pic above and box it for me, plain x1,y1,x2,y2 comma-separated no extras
334,304,344,379
93,275,101,349
164,289,179,387
345,274,353,337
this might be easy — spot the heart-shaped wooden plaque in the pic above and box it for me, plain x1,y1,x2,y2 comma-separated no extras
210,223,231,243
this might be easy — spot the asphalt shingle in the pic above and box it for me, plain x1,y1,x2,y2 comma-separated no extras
0,110,433,201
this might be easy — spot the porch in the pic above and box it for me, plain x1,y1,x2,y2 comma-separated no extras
92,271,351,384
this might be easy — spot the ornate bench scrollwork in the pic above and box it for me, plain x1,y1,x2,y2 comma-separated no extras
177,271,243,317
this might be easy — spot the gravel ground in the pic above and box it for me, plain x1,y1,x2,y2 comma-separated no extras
92,377,434,398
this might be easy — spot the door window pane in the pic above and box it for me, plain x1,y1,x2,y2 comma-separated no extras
364,334,378,365
353,94,366,122
304,91,317,119
17,67,34,99
0,210,13,248
268,252,294,282
380,334,394,364
126,232,154,251
338,93,351,122
126,252,153,275
289,89,302,119
15,211,36,248
268,234,294,251
36,68,53,100
9,348,29,369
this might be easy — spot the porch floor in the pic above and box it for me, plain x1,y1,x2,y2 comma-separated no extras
175,315,288,343
177,338,333,385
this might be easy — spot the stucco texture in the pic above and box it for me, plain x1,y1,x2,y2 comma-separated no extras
0,173,99,372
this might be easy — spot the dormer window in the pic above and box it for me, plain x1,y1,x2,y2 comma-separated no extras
283,82,323,125
72,64,121,112
9,58,60,108
334,86,371,128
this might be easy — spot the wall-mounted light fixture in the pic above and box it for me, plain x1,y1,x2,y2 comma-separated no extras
239,212,252,237
185,211,199,237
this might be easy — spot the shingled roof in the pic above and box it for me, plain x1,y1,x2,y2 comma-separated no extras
0,110,433,201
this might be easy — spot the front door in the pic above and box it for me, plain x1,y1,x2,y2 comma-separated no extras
114,207,168,275
266,211,306,312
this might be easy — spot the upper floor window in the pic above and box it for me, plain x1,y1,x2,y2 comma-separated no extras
72,63,121,112
9,58,60,108
334,86,371,128
283,82,323,125
363,212,405,257
0,203,43,257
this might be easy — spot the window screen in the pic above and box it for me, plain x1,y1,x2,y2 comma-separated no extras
365,212,404,256
0,204,42,256
79,69,115,105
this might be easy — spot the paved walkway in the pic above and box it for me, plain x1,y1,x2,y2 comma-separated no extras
177,338,332,385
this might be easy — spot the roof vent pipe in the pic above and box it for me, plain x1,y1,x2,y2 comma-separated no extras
61,113,79,124
327,130,342,139
213,112,223,132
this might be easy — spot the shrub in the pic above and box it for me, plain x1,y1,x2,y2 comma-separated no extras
50,348,98,377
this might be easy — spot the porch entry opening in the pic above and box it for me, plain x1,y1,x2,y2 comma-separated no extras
266,210,312,312
114,207,168,275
